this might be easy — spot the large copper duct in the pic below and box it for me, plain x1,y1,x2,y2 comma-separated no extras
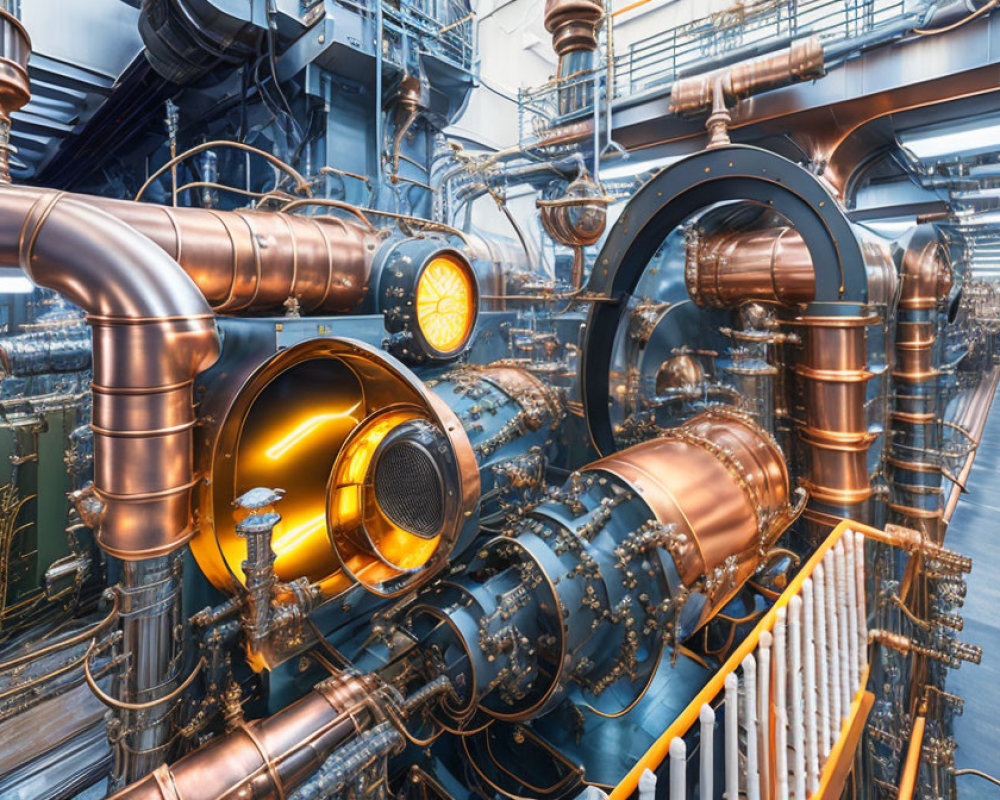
87,195,379,315
0,185,220,559
543,0,603,116
107,672,382,800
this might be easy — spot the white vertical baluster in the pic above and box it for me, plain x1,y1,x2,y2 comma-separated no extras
801,579,820,793
774,606,789,800
670,738,687,800
776,707,790,800
757,631,772,800
725,672,739,800
743,655,760,800
834,539,852,718
639,769,657,800
789,595,806,800
824,549,842,741
853,531,868,676
844,533,860,697
700,704,715,800
813,562,831,759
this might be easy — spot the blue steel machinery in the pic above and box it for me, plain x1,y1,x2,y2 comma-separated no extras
0,2,994,800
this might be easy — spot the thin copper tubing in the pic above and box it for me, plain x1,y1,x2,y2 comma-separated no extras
134,140,312,202
0,185,220,560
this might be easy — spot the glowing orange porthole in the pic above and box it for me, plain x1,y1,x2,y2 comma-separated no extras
415,254,477,356
379,243,480,362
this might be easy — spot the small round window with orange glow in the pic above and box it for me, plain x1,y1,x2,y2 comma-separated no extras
414,254,477,356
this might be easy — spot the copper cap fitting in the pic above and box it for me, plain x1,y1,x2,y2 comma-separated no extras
543,0,603,55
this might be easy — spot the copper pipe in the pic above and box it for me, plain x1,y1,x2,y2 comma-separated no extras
0,185,220,559
84,195,378,315
108,672,382,800
791,314,878,507
686,225,815,307
669,37,825,116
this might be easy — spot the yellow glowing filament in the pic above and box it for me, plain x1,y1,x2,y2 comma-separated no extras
272,513,326,553
265,401,362,460
415,256,475,354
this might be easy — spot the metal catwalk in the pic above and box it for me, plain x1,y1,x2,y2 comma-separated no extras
945,388,1000,789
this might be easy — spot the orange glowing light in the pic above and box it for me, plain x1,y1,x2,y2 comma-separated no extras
272,513,326,553
265,401,362,459
415,255,476,354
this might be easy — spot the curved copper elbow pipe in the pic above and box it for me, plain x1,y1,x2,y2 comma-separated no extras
888,227,953,537
108,672,381,800
898,230,953,312
86,196,378,314
0,186,220,559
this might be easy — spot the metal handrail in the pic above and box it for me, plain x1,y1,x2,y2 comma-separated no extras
518,0,925,130
611,519,874,800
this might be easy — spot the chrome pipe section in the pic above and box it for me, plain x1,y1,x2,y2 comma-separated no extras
543,0,603,116
111,555,185,785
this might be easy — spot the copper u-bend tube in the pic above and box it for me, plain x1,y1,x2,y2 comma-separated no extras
0,185,221,560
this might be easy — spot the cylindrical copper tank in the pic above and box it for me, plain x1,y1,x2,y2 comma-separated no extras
590,406,791,593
